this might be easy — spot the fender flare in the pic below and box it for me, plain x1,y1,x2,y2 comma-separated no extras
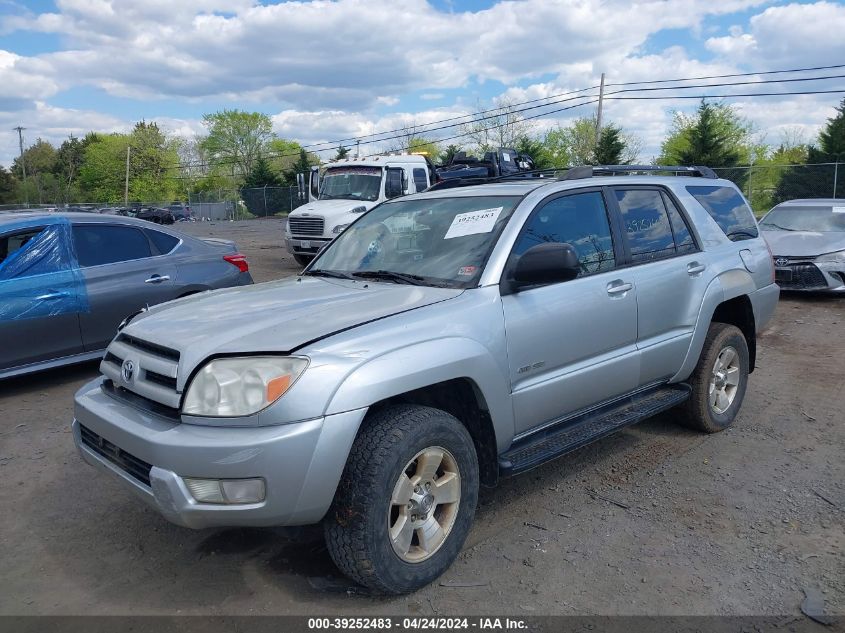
670,268,756,383
326,337,515,453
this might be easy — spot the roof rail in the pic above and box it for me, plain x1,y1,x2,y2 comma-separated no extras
559,165,718,180
427,169,562,192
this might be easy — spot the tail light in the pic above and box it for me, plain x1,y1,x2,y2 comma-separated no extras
223,253,249,273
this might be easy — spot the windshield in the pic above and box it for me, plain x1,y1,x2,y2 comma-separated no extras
319,166,382,201
760,206,845,232
309,195,521,288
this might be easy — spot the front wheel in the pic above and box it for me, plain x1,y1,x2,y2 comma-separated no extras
324,405,479,594
679,322,749,433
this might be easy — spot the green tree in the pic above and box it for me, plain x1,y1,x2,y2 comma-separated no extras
774,99,845,202
0,165,17,204
12,138,59,204
334,145,350,160
514,135,554,169
242,156,282,188
593,124,627,165
199,109,273,182
406,136,440,158
659,101,754,183
77,134,129,203
54,135,87,202
438,144,463,164
282,149,318,186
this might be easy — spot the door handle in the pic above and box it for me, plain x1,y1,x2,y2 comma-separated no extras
35,291,69,301
606,281,633,296
687,262,706,276
144,275,170,284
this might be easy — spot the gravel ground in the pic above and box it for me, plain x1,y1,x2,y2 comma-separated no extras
0,218,842,616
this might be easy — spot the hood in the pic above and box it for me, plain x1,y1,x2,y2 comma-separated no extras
762,229,845,257
123,276,461,382
294,199,376,218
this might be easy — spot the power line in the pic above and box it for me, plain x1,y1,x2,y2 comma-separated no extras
297,63,845,152
165,76,845,172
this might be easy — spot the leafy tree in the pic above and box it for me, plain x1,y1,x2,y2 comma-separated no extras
282,149,318,186
0,166,17,204
461,98,538,153
438,144,463,164
593,124,627,165
406,136,440,158
334,145,350,160
242,156,282,188
55,135,87,202
514,135,554,169
199,109,274,182
12,138,59,204
267,138,318,176
542,115,640,167
774,99,845,202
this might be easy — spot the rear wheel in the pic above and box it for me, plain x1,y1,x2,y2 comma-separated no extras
324,405,479,594
679,322,749,433
293,253,313,267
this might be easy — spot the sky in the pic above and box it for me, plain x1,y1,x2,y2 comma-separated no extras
0,0,844,168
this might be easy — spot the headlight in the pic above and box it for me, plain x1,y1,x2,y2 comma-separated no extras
333,223,350,234
182,356,308,417
817,249,845,263
350,205,367,214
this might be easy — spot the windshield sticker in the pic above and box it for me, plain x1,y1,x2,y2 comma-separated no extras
444,207,504,239
458,266,477,276
833,206,845,214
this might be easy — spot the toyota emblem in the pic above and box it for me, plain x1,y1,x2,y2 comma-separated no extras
774,257,790,267
121,359,135,382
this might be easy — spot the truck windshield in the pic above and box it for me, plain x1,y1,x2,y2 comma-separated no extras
319,166,382,202
307,195,521,289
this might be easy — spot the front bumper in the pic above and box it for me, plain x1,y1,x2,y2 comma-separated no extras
72,378,366,529
774,260,845,292
285,237,331,257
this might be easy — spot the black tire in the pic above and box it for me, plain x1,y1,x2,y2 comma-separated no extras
293,253,313,267
679,322,749,433
324,405,479,594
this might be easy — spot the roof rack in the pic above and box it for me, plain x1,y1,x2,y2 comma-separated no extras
427,169,563,192
559,165,718,180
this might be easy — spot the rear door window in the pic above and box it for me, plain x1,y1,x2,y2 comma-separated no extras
412,168,429,192
686,185,758,241
72,224,152,267
662,193,697,254
614,189,676,263
145,229,180,255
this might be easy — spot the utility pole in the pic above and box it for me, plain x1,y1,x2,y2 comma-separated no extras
14,126,27,205
124,145,131,207
595,72,606,151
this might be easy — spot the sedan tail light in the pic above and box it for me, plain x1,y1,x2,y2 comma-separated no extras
223,253,249,273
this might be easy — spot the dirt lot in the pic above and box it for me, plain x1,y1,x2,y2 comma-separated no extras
0,218,843,616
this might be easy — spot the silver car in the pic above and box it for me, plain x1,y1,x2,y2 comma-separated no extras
760,199,845,292
0,212,253,379
73,168,777,593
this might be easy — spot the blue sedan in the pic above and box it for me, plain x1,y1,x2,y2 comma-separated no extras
0,212,253,379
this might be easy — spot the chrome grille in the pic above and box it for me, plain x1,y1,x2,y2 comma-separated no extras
100,333,181,410
288,216,325,236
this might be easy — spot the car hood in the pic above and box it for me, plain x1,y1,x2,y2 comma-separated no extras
122,276,462,383
294,199,376,217
762,229,845,257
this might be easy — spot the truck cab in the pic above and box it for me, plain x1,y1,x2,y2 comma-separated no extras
286,154,433,266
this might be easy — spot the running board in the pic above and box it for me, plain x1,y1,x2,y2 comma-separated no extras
499,384,691,477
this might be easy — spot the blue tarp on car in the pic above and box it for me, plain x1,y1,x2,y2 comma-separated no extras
0,216,89,321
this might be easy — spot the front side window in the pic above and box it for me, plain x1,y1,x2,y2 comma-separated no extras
0,228,45,267
687,185,758,241
72,225,151,267
319,166,382,202
615,189,676,263
512,191,616,277
311,195,520,288
412,168,429,192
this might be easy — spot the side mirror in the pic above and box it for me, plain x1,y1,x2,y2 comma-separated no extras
296,173,306,201
507,242,580,292
385,167,404,199
309,166,320,201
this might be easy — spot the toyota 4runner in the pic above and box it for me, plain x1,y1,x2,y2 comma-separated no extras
73,165,779,594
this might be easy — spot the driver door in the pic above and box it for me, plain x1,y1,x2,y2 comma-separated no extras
500,189,640,435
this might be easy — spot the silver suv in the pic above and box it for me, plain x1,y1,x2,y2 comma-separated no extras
73,166,779,594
